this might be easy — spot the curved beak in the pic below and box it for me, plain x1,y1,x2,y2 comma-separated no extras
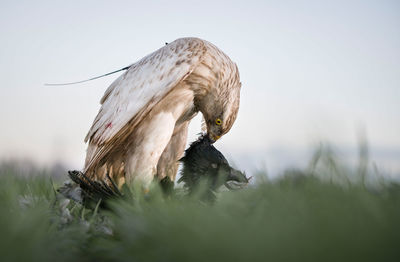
207,133,221,143
225,168,249,190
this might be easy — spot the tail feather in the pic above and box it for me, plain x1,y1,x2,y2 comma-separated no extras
63,170,122,207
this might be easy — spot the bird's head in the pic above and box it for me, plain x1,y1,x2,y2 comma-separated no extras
198,81,241,143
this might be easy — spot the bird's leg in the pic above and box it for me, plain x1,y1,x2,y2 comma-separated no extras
124,111,177,189
156,122,189,182
124,85,195,191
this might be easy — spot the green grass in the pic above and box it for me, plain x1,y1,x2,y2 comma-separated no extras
0,148,399,262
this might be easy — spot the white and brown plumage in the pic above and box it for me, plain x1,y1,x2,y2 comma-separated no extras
84,37,241,188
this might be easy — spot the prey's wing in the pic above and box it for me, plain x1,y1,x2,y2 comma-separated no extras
84,38,206,170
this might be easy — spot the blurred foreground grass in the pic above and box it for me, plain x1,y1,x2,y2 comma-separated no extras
0,146,399,262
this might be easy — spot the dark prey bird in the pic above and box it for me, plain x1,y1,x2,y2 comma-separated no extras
178,135,249,197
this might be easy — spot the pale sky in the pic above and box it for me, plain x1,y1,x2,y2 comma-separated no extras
0,0,399,176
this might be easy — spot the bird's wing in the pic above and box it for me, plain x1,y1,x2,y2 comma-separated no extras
84,38,207,170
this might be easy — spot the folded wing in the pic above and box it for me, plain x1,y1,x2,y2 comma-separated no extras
84,38,207,172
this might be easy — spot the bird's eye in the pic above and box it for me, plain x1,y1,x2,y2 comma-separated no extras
215,118,222,126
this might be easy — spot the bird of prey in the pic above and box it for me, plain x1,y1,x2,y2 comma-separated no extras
83,37,241,189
